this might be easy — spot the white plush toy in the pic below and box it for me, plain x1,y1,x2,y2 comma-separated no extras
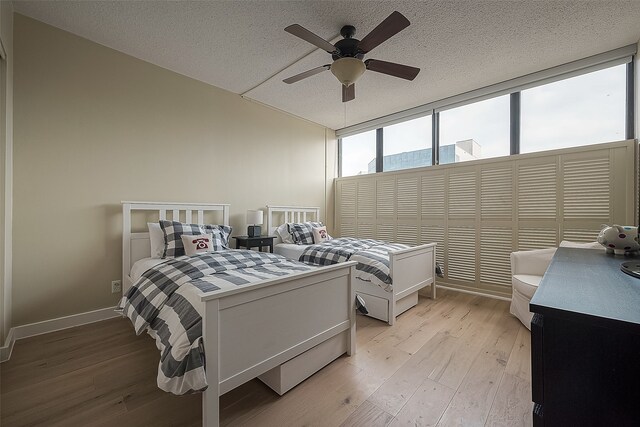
597,224,639,255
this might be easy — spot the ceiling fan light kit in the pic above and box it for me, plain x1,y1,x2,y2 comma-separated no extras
283,11,420,102
330,57,366,86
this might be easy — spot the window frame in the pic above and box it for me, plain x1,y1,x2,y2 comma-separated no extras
338,57,635,177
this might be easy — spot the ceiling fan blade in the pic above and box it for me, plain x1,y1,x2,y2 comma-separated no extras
358,11,410,53
283,65,331,84
365,59,420,80
342,84,355,102
285,24,337,53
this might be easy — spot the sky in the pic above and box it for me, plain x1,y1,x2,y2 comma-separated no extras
341,64,626,176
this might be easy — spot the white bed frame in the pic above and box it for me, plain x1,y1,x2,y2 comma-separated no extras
122,201,357,427
267,205,436,326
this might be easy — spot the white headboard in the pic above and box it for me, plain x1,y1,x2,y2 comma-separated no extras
266,205,321,237
122,201,230,291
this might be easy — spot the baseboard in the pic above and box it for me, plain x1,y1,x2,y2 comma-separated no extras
0,328,15,362
435,285,512,302
0,306,120,363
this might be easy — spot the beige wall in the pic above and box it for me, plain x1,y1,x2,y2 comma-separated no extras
13,14,336,326
0,1,14,344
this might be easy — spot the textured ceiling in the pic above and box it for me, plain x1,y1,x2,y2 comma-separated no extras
14,1,640,130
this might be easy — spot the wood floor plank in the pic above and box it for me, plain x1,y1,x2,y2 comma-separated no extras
366,331,459,416
389,378,455,427
238,357,386,426
1,289,532,427
428,302,506,390
340,400,395,427
437,314,522,427
484,373,532,427
504,326,531,382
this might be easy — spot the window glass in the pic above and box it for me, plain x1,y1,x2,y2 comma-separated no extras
382,115,432,171
439,95,510,164
340,130,377,177
521,64,626,153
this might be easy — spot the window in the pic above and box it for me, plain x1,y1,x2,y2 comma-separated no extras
521,65,626,153
439,95,511,164
340,130,377,177
382,115,432,171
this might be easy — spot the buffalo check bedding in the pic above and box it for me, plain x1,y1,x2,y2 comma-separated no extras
299,237,410,292
116,250,313,395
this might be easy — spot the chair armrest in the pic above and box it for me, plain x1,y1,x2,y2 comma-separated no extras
510,247,557,276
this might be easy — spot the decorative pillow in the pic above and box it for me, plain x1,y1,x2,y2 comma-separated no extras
160,220,231,258
202,224,233,248
312,226,333,244
276,223,294,244
181,234,215,256
147,222,165,259
288,221,323,245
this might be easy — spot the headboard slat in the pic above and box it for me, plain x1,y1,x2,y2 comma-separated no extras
122,201,230,294
266,205,321,240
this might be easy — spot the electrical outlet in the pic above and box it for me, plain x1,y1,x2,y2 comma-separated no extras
111,280,122,294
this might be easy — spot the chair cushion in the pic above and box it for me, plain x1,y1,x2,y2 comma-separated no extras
512,274,542,299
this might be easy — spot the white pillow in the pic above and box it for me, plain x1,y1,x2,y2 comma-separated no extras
181,233,215,256
312,226,332,243
147,222,165,259
276,223,294,244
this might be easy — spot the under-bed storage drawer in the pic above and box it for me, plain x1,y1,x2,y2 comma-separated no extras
258,331,348,395
357,292,389,323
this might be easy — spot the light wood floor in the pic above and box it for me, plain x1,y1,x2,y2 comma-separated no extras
0,289,532,426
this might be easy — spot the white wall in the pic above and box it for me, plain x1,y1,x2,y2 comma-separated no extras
12,14,336,326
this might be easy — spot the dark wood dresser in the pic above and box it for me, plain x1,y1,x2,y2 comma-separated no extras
529,247,640,426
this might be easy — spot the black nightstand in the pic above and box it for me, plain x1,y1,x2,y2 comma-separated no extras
233,235,276,253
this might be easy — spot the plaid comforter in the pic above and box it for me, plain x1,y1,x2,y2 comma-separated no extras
299,238,410,292
117,250,313,395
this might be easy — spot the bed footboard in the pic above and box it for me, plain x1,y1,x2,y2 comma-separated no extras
200,261,357,427
389,242,436,301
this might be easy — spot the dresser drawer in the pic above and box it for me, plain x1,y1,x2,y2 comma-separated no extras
255,238,272,247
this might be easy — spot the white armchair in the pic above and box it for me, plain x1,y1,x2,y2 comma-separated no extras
510,240,601,329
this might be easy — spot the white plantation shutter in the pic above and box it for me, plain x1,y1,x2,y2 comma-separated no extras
397,177,418,218
340,182,356,218
481,168,513,220
563,157,610,220
518,228,558,250
422,175,445,218
447,227,476,282
357,181,375,218
562,228,601,243
357,223,375,239
377,224,395,242
376,179,395,218
518,163,557,220
422,225,445,266
480,228,513,286
448,171,477,218
397,224,419,245
335,141,635,298
340,223,356,237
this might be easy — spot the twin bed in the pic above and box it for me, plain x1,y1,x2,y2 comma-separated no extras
119,201,436,427
267,205,436,326
121,201,357,427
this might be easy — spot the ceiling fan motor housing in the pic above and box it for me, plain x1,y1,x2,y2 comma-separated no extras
333,25,364,60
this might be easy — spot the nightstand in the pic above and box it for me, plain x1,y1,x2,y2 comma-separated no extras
233,235,276,253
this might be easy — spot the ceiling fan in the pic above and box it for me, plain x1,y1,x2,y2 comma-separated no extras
283,11,420,103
